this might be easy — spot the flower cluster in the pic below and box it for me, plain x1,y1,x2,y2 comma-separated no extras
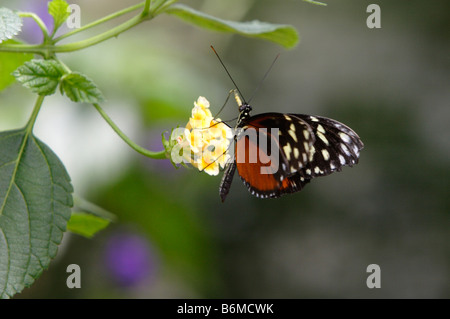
171,97,233,176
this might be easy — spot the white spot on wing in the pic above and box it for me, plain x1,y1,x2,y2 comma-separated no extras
317,124,325,134
289,129,298,142
303,130,310,140
339,132,350,143
317,132,329,146
283,144,292,160
353,144,360,156
290,123,296,132
339,154,346,165
302,153,307,163
341,143,351,156
309,145,316,161
303,142,310,152
322,149,330,161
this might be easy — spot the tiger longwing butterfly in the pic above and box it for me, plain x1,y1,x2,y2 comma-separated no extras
210,47,364,202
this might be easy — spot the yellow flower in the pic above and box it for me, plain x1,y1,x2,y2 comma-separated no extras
194,96,211,110
208,118,233,141
206,138,231,169
173,96,233,176
184,127,203,153
189,105,212,130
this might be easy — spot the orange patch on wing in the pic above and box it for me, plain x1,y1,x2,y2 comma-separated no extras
235,134,281,192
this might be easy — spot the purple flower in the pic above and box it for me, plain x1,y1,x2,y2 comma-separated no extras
19,0,53,44
104,231,158,288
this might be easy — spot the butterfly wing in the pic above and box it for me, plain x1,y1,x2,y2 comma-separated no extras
233,113,314,199
289,114,364,178
219,113,363,201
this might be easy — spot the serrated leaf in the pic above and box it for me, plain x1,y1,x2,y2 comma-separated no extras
12,59,65,96
60,72,104,103
48,0,70,32
0,8,22,43
0,129,73,299
67,212,110,238
165,4,299,49
0,40,33,91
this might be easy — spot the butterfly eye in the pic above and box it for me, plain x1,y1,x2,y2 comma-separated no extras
239,103,252,113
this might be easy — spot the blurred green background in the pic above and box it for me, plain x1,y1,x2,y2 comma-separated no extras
1,0,449,298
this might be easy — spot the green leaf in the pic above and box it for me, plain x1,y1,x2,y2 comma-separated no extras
0,40,33,91
0,129,73,299
302,0,327,6
12,59,65,96
67,212,110,238
0,8,22,43
60,72,105,103
73,194,117,222
165,4,299,49
48,0,70,32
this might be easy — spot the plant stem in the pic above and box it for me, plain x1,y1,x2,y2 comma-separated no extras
92,103,166,159
153,0,179,15
53,13,149,53
18,12,50,42
142,0,152,16
54,58,165,159
0,43,48,55
26,95,45,133
53,2,146,43
0,2,154,54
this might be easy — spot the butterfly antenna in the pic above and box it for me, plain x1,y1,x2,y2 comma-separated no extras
213,89,235,119
211,46,247,103
247,53,280,104
190,117,237,133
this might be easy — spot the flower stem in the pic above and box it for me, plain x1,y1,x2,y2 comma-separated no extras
92,103,166,159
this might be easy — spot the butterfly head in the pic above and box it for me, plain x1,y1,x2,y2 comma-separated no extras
232,89,252,123
236,102,252,127
239,102,252,114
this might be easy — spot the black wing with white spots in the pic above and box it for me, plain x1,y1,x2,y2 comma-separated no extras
289,114,364,178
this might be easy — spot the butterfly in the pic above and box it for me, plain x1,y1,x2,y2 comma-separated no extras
209,46,364,202
219,97,364,202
